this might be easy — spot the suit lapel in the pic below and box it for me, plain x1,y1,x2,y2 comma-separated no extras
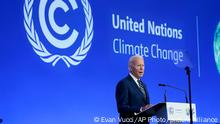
127,75,145,97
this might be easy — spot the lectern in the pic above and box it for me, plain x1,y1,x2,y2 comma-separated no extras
139,102,197,124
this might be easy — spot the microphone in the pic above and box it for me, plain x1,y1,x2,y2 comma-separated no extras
158,83,188,103
158,84,167,102
185,66,191,75
158,84,166,86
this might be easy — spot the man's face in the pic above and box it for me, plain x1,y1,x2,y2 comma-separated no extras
130,58,145,79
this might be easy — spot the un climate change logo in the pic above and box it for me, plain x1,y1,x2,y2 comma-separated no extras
214,22,220,74
23,0,93,67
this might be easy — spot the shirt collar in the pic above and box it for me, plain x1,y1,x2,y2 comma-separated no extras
129,73,140,86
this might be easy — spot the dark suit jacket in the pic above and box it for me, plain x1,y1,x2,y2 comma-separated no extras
115,75,150,124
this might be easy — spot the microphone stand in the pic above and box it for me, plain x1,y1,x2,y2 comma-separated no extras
165,84,188,103
185,66,193,124
159,83,188,103
164,89,167,102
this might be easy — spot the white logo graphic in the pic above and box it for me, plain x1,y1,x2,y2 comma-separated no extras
24,0,94,67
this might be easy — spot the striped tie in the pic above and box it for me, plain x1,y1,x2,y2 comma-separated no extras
137,79,146,97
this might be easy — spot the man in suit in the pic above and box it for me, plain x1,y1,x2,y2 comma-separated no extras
116,55,151,124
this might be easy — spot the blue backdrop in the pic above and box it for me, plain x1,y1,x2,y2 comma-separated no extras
0,0,220,124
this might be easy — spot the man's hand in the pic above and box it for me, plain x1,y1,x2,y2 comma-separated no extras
140,104,153,112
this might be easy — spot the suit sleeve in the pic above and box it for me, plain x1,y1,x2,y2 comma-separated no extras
116,81,141,113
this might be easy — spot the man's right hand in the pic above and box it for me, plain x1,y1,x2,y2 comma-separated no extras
140,104,152,112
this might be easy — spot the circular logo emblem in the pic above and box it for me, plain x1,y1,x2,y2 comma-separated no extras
23,0,94,67
214,22,220,73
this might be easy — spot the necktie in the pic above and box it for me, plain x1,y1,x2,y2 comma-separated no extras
137,80,146,97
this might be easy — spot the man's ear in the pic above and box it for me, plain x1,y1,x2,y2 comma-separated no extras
129,66,133,73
